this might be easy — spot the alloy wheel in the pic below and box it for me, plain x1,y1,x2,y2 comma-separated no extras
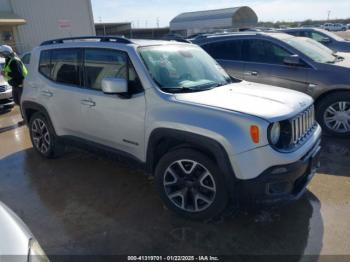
163,160,216,213
324,101,350,133
31,119,51,154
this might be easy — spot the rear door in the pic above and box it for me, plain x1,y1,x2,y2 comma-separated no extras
38,48,84,136
201,39,245,80
79,48,146,160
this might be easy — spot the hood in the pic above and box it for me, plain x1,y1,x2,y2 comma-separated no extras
174,81,313,122
334,54,350,68
336,41,350,52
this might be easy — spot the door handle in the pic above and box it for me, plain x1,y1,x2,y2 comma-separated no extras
244,71,259,76
81,99,96,107
41,90,53,97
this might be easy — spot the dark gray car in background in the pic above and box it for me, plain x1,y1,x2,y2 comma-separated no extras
281,28,350,53
193,32,350,136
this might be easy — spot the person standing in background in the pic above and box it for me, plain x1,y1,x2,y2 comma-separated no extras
0,45,28,108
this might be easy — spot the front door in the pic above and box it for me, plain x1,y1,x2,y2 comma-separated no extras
242,39,309,93
79,48,146,160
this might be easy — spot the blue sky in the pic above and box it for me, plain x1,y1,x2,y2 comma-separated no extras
91,0,350,27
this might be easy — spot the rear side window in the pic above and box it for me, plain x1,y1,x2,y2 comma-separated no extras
245,39,291,65
202,40,243,60
39,50,51,78
51,49,82,86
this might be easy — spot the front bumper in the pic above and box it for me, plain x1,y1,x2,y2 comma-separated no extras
238,139,321,205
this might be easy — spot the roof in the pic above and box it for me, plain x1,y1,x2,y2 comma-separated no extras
170,6,258,31
193,31,294,44
0,11,26,26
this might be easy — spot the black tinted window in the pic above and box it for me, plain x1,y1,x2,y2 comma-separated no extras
51,49,81,86
39,50,51,78
203,40,243,60
84,49,143,93
245,39,291,64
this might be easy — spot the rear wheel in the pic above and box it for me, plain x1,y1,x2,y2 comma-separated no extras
29,112,65,158
316,92,350,137
155,148,229,220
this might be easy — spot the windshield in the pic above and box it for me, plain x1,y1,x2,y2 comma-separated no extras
320,29,346,41
284,37,336,63
139,45,231,93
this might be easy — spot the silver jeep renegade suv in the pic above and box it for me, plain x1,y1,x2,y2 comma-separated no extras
21,37,322,220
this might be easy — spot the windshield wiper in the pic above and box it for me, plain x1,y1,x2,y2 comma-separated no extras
161,87,210,93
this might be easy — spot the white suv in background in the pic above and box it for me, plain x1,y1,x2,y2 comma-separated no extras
21,37,322,220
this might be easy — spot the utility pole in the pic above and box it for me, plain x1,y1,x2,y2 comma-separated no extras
157,17,160,28
327,10,331,21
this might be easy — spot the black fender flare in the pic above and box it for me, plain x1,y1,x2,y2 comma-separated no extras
146,128,237,184
22,101,57,136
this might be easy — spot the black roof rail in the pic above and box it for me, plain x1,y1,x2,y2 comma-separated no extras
40,36,133,46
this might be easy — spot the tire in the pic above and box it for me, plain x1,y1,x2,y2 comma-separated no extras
29,112,65,158
155,148,229,220
316,91,350,137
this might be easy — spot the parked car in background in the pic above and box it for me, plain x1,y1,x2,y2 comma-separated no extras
21,36,321,219
21,51,31,66
0,201,49,261
0,57,15,111
195,32,350,136
323,23,346,32
282,28,350,52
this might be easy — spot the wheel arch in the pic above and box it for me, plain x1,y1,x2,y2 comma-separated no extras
146,128,237,184
314,89,350,107
22,101,57,135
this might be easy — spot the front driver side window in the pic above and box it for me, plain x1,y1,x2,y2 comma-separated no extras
310,32,328,42
83,48,143,94
245,39,291,65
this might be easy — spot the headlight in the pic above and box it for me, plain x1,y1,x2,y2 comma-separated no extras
269,122,281,145
28,238,49,262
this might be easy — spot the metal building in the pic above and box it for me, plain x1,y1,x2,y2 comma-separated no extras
0,0,95,53
170,6,258,36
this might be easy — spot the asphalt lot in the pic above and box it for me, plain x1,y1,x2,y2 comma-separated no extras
0,107,349,259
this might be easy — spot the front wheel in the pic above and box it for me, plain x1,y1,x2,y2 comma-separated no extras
155,148,229,220
316,92,350,137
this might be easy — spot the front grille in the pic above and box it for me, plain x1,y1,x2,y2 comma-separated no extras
291,105,316,145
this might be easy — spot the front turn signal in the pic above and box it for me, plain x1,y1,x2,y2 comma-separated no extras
250,125,260,144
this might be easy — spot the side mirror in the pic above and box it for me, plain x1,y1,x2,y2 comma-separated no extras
102,77,128,94
320,37,331,43
283,55,302,66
